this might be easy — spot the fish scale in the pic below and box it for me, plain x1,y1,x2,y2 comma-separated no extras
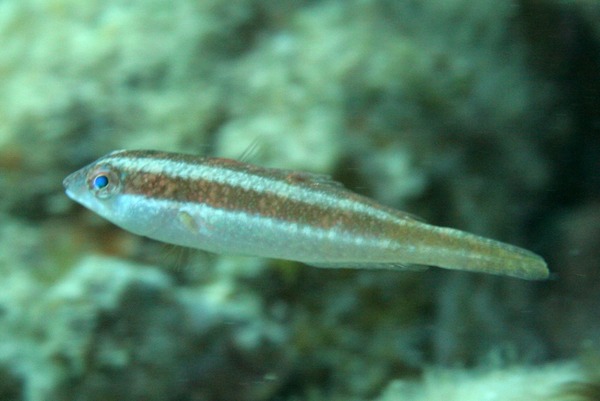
63,149,549,280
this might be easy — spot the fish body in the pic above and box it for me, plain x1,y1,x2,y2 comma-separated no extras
63,150,549,280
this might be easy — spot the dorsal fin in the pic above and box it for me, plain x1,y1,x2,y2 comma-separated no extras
237,137,265,163
282,170,345,188
279,169,426,222
392,209,427,223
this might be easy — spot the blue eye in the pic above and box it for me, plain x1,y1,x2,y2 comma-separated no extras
93,175,109,189
88,165,121,199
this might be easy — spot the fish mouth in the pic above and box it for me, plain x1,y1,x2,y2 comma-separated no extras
62,175,72,190
62,170,84,200
63,173,75,191
64,187,76,201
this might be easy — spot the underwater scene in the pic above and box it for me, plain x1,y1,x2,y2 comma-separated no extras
0,0,599,400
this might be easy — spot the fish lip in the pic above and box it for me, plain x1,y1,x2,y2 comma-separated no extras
63,170,84,200
63,172,76,190
64,187,76,200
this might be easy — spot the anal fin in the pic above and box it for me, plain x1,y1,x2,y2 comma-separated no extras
304,261,429,272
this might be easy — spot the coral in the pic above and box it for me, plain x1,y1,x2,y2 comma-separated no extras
0,254,289,401
376,363,584,401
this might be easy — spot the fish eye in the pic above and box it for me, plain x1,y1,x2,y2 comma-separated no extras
93,174,109,189
87,165,122,199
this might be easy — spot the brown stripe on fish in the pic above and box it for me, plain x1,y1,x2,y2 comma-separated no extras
120,168,393,235
102,150,411,221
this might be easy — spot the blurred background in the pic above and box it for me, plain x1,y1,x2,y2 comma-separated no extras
0,0,599,400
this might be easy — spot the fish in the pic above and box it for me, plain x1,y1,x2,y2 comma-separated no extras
62,150,549,280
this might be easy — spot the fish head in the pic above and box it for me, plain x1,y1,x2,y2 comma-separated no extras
63,151,126,220
63,150,163,237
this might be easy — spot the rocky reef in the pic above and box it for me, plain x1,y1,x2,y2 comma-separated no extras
0,0,598,400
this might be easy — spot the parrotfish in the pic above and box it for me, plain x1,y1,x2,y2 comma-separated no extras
63,150,549,280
